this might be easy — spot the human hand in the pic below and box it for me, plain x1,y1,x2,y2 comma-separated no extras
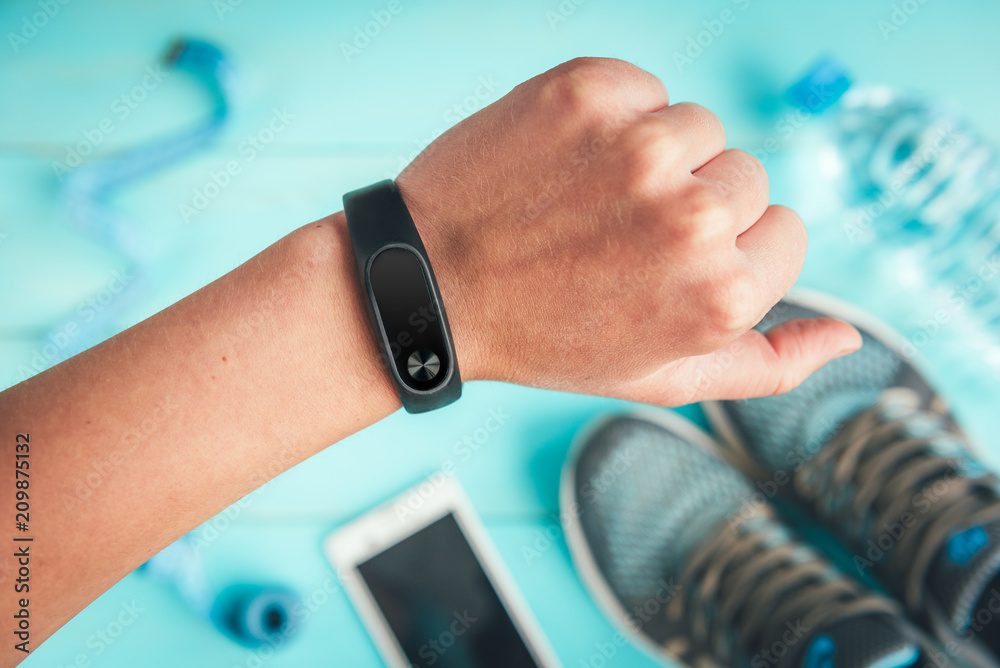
395,58,860,405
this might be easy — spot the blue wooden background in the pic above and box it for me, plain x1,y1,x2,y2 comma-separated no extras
3,0,1000,666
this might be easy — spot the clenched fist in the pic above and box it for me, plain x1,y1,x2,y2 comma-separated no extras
396,57,860,404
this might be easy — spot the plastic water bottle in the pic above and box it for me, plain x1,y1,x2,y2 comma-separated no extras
788,57,1000,369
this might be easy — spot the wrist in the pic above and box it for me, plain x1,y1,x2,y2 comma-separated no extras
286,213,402,426
393,176,493,385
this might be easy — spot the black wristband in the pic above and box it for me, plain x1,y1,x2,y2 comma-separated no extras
343,180,462,413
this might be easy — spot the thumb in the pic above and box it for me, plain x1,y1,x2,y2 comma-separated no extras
688,316,863,401
620,316,863,406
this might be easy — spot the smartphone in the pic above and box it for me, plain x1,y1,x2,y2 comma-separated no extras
324,474,561,668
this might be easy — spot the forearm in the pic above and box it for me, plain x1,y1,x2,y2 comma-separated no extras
0,213,401,649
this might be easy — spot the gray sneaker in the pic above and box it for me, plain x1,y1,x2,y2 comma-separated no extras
561,410,929,668
705,291,1000,668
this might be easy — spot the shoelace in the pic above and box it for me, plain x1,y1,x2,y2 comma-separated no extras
796,387,1000,612
667,507,898,665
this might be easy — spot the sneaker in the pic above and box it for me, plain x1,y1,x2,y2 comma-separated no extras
704,291,1000,668
560,410,929,668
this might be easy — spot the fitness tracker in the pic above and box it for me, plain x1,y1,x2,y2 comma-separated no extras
343,180,462,413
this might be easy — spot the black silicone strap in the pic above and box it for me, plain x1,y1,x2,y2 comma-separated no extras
343,180,461,413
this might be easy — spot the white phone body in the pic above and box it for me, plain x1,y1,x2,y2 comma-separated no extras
324,474,562,668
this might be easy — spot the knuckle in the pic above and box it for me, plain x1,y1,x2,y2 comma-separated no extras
560,56,620,75
673,101,726,145
671,183,731,246
772,204,808,242
767,205,809,268
561,57,641,84
539,58,625,119
769,357,808,396
728,149,767,187
619,120,683,201
770,371,804,396
703,272,758,335
683,183,729,224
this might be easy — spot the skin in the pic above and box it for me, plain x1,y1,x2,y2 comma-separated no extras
0,57,860,662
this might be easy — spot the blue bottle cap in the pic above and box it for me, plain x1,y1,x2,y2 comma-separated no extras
787,56,852,114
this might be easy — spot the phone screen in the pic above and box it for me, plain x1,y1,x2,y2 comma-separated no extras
357,513,540,668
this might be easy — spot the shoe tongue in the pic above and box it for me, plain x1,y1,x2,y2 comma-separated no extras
786,616,920,668
926,517,1000,638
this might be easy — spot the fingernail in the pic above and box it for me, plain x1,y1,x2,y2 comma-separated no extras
834,346,860,359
